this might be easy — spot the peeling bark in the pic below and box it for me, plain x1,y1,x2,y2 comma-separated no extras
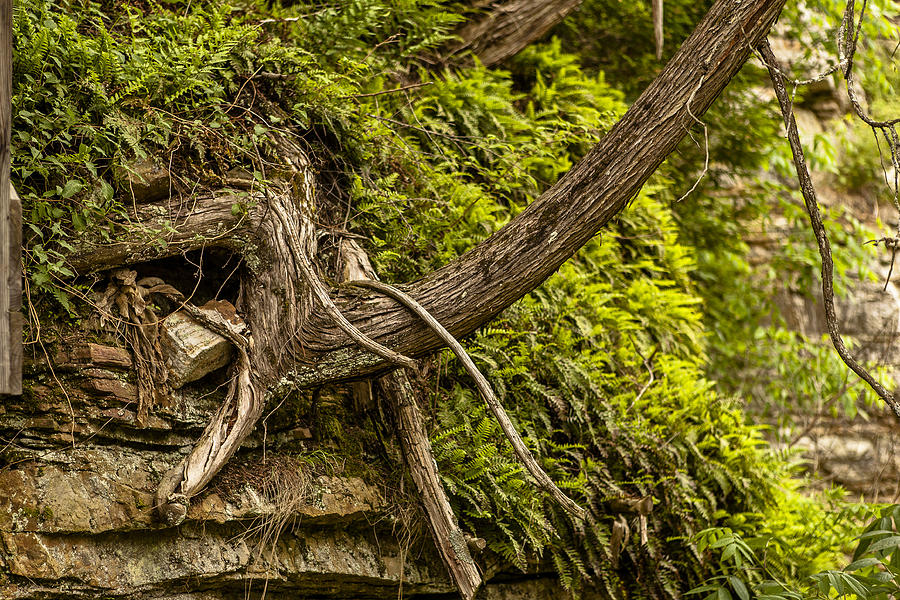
155,145,322,520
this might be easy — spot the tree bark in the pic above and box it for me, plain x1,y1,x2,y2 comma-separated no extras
70,0,787,392
300,0,787,385
63,0,789,521
380,371,484,600
442,0,584,67
68,192,259,274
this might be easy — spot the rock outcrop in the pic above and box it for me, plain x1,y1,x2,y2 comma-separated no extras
0,340,573,599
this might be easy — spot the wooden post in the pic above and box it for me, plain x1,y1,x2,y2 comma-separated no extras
0,0,21,396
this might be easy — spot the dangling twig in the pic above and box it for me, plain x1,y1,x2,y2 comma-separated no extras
759,39,900,419
653,0,664,60
347,279,587,520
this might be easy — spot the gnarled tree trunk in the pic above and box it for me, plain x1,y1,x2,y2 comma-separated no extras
67,0,787,534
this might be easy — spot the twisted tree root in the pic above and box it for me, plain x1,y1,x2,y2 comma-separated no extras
348,279,586,520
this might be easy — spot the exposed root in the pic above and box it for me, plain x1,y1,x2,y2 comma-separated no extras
155,302,264,525
348,279,586,520
96,269,171,426
296,253,416,370
240,455,314,586
339,239,483,599
380,370,483,600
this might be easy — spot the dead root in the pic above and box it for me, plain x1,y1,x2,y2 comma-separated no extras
96,268,181,426
155,301,262,525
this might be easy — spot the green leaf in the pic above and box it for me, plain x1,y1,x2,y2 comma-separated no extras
846,558,883,572
728,576,749,600
60,179,83,199
866,536,900,554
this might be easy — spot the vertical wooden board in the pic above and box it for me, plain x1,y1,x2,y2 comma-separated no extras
0,0,19,395
7,185,21,395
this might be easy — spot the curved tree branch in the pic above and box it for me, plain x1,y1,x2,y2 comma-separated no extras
68,0,788,391
59,0,791,523
288,0,788,386
760,39,900,418
68,192,261,274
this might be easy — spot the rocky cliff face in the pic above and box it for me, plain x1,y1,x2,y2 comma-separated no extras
0,338,570,599
770,261,900,500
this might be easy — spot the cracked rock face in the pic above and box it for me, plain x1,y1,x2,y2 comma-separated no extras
0,341,576,599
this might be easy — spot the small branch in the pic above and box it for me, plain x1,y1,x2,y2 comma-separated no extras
838,0,900,128
348,279,586,520
340,238,482,598
340,81,432,100
250,72,295,81
760,39,900,418
627,343,658,411
653,0,664,60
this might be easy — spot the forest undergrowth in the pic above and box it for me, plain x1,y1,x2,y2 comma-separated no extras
11,0,900,598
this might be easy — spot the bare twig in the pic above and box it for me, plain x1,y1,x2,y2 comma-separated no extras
627,342,658,411
348,279,586,519
760,39,900,418
340,82,432,100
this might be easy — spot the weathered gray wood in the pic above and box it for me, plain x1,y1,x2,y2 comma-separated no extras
381,371,483,600
0,0,20,396
653,0,664,60
161,308,236,389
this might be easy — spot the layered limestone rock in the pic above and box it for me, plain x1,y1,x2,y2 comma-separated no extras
0,339,575,599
